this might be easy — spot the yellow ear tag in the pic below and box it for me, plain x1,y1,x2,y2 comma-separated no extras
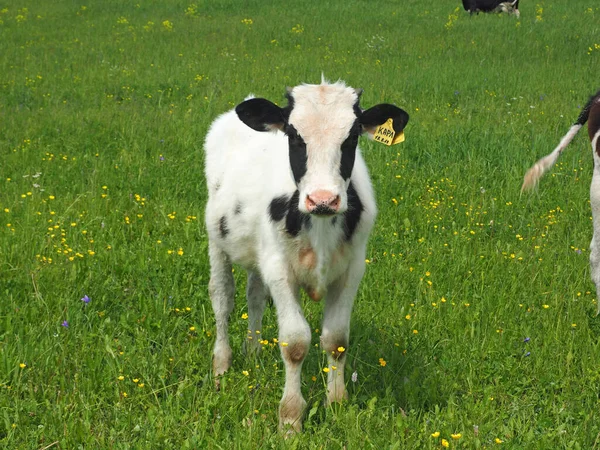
392,131,405,145
373,118,405,146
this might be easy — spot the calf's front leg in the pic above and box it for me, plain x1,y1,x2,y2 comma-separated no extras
208,241,235,387
262,258,311,433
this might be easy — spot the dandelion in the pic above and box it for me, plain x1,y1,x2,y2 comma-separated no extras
123,392,128,398
413,329,418,334
451,433,462,440
241,313,248,319
323,367,330,373
337,346,345,353
189,326,195,331
19,363,26,369
542,304,549,309
495,438,503,444
441,439,449,448
138,383,144,388
133,378,139,383
379,358,387,367
242,370,249,376
118,375,124,381
162,20,173,31
431,431,440,438
405,314,411,320
81,295,90,304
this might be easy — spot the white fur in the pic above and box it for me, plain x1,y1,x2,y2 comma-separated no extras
204,81,377,432
589,129,600,315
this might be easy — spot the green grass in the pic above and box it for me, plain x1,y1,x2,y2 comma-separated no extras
1,0,600,448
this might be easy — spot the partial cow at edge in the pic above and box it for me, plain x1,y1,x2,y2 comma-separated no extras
462,0,521,17
522,89,600,314
204,80,409,432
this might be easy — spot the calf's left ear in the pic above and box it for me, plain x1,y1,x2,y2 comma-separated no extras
359,104,409,137
235,98,285,132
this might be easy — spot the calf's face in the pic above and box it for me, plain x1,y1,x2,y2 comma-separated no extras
235,82,409,216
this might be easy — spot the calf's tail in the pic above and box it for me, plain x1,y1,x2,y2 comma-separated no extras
521,92,599,191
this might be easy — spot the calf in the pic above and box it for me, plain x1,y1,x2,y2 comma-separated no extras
462,0,520,17
204,80,409,431
522,89,600,313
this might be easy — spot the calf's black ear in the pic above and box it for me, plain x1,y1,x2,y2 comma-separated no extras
359,104,409,137
235,98,285,132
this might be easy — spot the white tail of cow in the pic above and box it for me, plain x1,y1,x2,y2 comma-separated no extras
521,124,583,191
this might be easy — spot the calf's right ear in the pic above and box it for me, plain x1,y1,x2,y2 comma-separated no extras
235,98,285,132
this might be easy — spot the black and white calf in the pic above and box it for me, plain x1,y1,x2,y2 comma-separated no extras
204,81,408,431
462,0,520,17
522,89,600,313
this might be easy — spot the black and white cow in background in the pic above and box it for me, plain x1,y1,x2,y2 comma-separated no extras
204,80,409,432
462,0,520,17
522,89,600,314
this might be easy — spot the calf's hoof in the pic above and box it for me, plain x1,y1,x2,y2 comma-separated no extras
278,395,306,434
212,348,233,390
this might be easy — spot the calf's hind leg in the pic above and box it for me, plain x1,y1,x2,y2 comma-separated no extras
208,241,235,385
245,271,268,353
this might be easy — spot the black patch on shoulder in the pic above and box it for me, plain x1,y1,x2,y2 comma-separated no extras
340,120,360,180
285,190,310,237
331,216,338,225
286,125,308,184
588,102,600,144
269,195,289,222
234,202,243,215
342,183,363,241
219,216,229,238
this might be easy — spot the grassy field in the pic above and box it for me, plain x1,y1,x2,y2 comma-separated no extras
1,0,600,448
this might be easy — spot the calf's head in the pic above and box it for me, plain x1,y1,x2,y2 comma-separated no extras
235,81,409,216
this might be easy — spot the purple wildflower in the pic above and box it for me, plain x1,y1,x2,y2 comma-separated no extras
524,337,530,343
159,155,165,161
61,320,69,328
576,249,582,255
525,351,531,357
81,295,90,304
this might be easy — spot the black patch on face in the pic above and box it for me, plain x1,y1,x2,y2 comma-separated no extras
285,190,311,237
219,216,229,238
340,120,360,180
286,125,307,184
342,183,363,241
269,195,289,222
234,202,242,215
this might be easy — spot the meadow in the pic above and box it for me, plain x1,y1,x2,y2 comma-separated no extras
1,0,600,448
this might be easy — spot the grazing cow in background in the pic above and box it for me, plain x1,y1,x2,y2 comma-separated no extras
204,80,409,432
462,0,521,17
522,89,600,314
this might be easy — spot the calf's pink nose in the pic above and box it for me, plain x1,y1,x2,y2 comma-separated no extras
305,190,340,214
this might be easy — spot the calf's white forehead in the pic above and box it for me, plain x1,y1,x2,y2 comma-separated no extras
288,82,359,146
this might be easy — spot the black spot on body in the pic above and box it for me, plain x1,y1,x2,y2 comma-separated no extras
269,195,289,222
234,202,243,215
342,183,363,241
285,190,311,237
219,216,229,238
